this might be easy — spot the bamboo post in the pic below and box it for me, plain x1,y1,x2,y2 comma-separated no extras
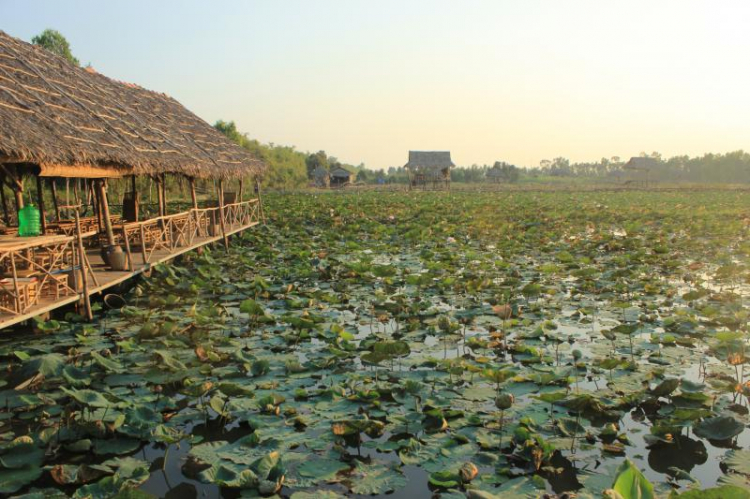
74,209,93,321
189,177,198,210
0,181,8,225
217,179,229,250
13,177,23,213
160,173,167,216
130,175,138,222
187,177,198,241
49,179,61,221
155,176,164,218
256,178,266,225
139,224,148,265
35,175,47,235
238,178,244,202
9,252,21,313
91,180,102,233
121,222,134,272
94,180,116,247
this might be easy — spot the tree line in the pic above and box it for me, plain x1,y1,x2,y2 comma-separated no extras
531,151,750,183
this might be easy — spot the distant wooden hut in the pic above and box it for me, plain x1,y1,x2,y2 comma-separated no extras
404,151,454,190
486,162,519,183
622,157,656,187
311,166,329,188
329,166,355,188
0,29,266,327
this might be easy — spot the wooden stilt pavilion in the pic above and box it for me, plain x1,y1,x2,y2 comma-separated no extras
404,151,454,190
0,30,266,329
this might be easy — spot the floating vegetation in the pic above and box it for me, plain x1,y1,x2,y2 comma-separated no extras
0,190,749,498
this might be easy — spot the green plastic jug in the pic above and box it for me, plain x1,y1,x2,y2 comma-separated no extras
18,204,41,237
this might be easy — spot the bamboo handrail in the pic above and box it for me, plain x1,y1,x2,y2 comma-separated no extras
0,198,262,317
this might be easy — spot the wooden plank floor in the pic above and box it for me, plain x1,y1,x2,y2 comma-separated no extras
0,221,259,330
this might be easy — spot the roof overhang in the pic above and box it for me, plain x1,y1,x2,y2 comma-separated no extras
38,163,135,178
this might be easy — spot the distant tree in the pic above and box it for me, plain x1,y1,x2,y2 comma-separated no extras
490,161,520,183
550,157,571,176
214,120,246,145
32,29,79,65
214,119,308,189
305,151,329,178
356,169,369,182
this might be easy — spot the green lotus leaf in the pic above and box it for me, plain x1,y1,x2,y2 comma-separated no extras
693,416,745,441
0,443,44,469
290,491,346,499
153,350,188,372
14,353,66,383
90,351,124,372
610,458,654,499
62,365,92,387
297,458,349,483
61,387,116,408
429,470,460,488
679,379,706,393
673,485,750,499
649,378,680,397
349,462,407,495
92,438,141,456
200,464,258,488
0,465,44,494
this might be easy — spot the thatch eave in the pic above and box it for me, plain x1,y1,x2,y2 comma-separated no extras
0,30,266,180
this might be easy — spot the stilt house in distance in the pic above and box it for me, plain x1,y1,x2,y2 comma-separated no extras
404,151,454,190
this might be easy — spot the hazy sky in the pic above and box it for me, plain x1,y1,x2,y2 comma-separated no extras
2,0,749,169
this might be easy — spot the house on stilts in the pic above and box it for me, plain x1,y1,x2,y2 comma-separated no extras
622,157,656,188
0,30,266,329
404,151,454,190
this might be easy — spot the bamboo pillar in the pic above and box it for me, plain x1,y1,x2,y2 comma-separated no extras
73,179,79,206
49,179,61,221
238,178,244,202
74,209,93,321
121,222,134,272
189,177,198,210
13,177,23,213
217,179,229,250
160,173,167,216
0,179,9,225
94,179,116,247
127,175,139,222
90,180,102,232
156,175,165,218
35,175,47,235
256,178,266,224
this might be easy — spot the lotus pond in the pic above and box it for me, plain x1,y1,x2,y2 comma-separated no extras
1,189,750,499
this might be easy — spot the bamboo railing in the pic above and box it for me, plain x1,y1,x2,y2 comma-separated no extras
0,199,260,318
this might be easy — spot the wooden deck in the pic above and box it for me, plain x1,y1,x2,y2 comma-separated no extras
0,199,262,330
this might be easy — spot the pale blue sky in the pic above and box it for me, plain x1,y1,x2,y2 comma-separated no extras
2,0,749,169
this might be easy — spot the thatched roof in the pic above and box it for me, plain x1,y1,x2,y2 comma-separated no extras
312,165,329,178
330,165,355,178
624,157,658,171
0,30,265,179
404,151,454,171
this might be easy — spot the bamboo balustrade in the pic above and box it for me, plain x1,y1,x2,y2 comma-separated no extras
0,198,261,327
